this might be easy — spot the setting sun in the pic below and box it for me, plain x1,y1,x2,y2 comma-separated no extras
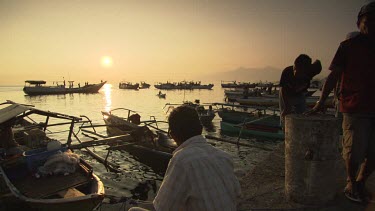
101,56,113,67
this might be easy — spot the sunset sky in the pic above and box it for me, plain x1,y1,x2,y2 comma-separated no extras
0,0,368,85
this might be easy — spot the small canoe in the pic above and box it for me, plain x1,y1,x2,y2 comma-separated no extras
157,93,166,98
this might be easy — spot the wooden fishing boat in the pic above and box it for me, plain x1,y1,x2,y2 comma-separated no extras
139,81,151,89
155,81,214,90
0,101,105,210
213,103,279,124
154,82,176,90
23,80,106,96
164,101,215,126
225,89,316,102
221,80,256,89
236,95,333,107
119,82,139,90
101,108,176,173
220,115,284,139
190,83,214,90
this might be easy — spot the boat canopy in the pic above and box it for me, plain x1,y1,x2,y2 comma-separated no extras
0,104,33,124
25,80,46,85
0,101,81,126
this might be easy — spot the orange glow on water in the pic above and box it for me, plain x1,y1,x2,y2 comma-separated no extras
102,83,112,112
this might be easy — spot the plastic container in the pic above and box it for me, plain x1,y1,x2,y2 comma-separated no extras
23,146,68,172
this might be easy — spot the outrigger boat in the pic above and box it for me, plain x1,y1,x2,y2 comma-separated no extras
164,100,215,126
0,101,104,211
23,80,106,96
101,108,176,173
220,115,284,140
236,95,333,107
213,103,283,139
213,103,279,124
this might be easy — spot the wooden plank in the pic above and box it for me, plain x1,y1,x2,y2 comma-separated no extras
81,129,108,138
57,188,84,198
69,134,133,149
12,168,91,199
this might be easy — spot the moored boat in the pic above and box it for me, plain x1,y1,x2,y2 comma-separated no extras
157,92,166,98
139,81,151,89
23,80,106,96
214,103,278,124
101,108,176,173
164,101,216,126
226,90,317,102
221,80,257,89
119,82,139,90
155,81,214,90
0,101,104,211
220,115,284,139
236,95,333,107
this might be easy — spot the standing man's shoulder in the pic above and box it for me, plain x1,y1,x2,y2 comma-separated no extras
281,66,294,78
282,66,294,74
280,66,294,87
339,33,365,49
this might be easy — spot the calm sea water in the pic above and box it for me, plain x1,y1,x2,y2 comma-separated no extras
0,83,280,203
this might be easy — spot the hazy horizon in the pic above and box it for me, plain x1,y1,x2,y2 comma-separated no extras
0,0,368,86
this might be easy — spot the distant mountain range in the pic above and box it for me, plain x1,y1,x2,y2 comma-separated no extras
203,66,283,83
202,66,326,83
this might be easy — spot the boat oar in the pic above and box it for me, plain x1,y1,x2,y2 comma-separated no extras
236,115,276,144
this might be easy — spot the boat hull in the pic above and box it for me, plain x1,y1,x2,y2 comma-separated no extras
23,82,106,95
0,165,104,211
102,112,175,173
220,120,284,139
236,96,333,107
218,110,259,124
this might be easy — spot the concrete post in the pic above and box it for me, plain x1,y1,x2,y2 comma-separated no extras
285,114,344,205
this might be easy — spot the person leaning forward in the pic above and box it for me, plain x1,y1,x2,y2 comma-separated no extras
279,54,322,129
306,2,375,203
129,105,241,211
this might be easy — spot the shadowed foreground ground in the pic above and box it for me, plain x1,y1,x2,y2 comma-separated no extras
237,143,367,211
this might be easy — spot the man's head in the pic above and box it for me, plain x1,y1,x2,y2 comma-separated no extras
168,105,203,145
357,2,375,35
293,54,312,77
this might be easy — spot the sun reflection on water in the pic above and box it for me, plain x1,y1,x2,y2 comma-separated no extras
102,83,112,112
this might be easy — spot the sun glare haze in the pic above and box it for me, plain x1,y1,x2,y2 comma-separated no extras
101,56,113,68
0,0,367,85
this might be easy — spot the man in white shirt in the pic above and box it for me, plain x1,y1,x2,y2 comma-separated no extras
129,105,241,211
